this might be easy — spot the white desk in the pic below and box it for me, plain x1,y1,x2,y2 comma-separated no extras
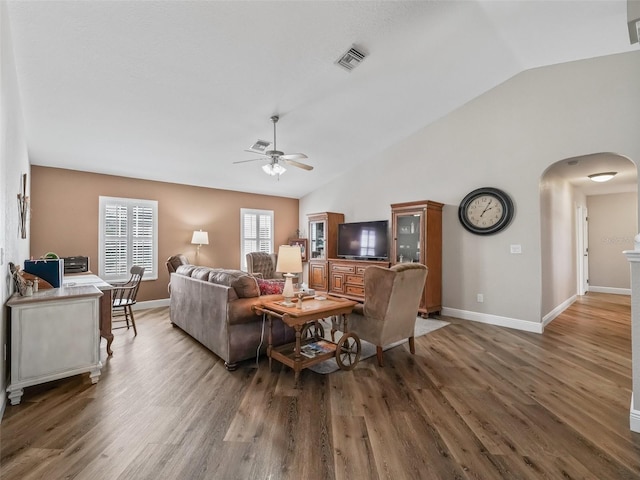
6,285,103,405
64,274,114,355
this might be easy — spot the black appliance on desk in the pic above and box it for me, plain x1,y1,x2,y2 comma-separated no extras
63,256,89,274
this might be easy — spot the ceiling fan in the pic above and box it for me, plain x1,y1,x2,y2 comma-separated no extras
234,115,313,176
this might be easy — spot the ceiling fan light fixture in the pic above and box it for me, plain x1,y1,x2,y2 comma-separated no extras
262,163,286,176
588,171,617,182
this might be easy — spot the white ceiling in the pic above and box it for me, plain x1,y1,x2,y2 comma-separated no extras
6,0,638,199
547,152,637,196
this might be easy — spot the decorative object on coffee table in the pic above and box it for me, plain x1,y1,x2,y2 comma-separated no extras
275,244,302,307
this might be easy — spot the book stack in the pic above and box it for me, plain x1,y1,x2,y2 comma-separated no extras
300,340,336,358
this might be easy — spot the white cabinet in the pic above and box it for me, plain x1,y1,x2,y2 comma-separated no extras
6,285,103,405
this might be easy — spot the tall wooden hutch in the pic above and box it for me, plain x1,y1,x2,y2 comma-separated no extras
307,212,344,291
390,200,443,316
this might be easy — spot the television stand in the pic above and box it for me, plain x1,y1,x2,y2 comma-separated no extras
328,258,390,301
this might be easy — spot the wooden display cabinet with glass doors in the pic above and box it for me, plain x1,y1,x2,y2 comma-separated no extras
307,212,344,291
390,200,443,316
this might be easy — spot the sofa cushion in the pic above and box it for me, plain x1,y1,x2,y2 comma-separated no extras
174,265,259,298
256,278,285,295
176,264,198,277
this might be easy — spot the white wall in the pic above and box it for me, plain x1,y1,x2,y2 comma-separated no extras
300,50,640,330
1,0,31,417
588,192,638,291
540,169,584,317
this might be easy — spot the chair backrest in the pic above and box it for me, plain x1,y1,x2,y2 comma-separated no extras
166,254,190,274
363,263,428,332
246,252,280,279
128,266,145,299
113,266,145,306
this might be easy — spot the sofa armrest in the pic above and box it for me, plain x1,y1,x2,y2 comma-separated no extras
228,294,283,325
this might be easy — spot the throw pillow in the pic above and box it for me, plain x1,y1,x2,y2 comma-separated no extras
256,278,285,296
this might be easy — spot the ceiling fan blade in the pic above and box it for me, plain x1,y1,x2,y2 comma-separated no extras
283,158,313,171
243,149,269,156
280,153,308,161
233,158,267,164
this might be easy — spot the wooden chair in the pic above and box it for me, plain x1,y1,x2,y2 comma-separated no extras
334,263,428,366
111,266,145,336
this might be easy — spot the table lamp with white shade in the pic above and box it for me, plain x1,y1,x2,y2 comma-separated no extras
275,245,303,307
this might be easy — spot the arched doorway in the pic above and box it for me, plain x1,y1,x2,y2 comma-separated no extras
540,152,637,324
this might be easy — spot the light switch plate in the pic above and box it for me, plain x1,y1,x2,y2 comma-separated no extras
510,244,522,254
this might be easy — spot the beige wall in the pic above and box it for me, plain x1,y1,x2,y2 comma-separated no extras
587,192,637,290
30,166,299,302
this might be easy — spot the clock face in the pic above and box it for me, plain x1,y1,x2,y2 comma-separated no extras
458,187,514,235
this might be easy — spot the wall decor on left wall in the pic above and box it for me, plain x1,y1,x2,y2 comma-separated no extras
17,173,29,239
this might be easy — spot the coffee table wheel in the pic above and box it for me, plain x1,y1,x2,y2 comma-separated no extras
336,332,361,370
301,322,325,341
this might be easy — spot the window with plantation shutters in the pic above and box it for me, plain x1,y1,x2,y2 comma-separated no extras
240,208,274,271
99,196,158,282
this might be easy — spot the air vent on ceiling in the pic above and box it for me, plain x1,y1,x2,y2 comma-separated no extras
248,139,271,153
336,46,367,71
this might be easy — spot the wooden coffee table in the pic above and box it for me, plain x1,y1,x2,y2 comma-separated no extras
255,296,361,382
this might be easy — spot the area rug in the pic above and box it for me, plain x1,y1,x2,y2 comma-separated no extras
308,317,449,374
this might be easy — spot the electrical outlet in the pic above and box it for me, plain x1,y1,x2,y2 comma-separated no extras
477,294,484,303
510,244,522,254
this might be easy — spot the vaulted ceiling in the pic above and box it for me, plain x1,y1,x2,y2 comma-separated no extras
6,1,638,198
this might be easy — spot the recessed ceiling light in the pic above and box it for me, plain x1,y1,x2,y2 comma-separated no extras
588,172,617,182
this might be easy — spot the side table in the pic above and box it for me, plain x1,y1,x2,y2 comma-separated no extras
255,296,361,382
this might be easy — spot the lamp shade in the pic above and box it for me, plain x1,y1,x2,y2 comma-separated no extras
191,230,209,245
262,163,286,176
276,245,302,273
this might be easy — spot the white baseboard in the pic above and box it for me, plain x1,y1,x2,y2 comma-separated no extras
441,307,544,333
134,298,169,310
630,395,640,433
588,286,631,295
542,295,576,328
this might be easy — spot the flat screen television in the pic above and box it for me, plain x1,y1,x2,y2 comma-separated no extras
337,220,389,260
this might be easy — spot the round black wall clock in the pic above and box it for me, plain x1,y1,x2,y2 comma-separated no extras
458,187,514,235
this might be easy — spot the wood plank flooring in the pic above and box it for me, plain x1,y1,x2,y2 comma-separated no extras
2,292,640,479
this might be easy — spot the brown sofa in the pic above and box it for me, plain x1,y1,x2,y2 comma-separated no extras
169,264,294,370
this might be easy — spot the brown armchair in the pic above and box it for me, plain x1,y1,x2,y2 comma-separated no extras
166,254,190,293
166,254,190,274
245,252,283,279
337,263,428,367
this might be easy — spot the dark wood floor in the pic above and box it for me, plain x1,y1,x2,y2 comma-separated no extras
1,292,639,479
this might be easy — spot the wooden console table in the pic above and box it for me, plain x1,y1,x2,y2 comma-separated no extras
6,285,103,405
255,296,360,382
328,258,390,302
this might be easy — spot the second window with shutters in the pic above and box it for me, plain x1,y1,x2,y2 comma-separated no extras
240,208,274,271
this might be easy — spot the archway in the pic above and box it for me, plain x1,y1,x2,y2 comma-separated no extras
540,152,637,325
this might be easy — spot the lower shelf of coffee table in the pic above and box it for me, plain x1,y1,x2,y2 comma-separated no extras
270,337,336,370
